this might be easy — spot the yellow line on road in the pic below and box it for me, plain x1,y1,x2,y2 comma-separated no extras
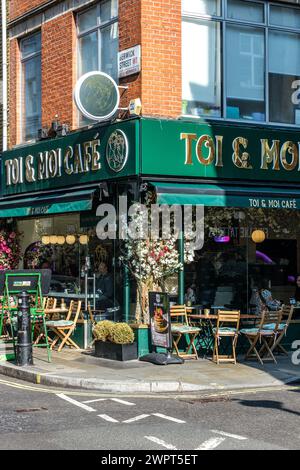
0,377,299,399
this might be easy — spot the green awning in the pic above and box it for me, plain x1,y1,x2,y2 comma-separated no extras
151,182,300,210
0,189,95,218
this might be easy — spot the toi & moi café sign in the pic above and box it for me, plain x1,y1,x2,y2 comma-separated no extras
1,119,138,196
140,119,300,209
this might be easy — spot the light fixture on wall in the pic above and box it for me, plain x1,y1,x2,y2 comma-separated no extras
251,230,266,244
49,235,58,245
79,235,89,245
66,235,76,245
42,236,50,245
57,236,66,245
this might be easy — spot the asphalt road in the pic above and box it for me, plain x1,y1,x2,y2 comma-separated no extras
0,375,300,451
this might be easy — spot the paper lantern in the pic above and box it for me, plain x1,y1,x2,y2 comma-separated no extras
49,235,58,244
79,235,89,245
251,230,266,244
42,236,50,245
57,236,66,245
66,235,76,245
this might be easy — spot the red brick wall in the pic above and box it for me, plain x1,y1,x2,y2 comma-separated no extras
41,12,77,130
9,38,21,147
8,0,182,147
141,0,182,118
119,0,142,110
9,0,50,22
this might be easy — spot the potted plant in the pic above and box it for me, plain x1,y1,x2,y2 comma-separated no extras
93,320,137,361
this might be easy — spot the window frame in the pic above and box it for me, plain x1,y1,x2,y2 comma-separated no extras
20,31,42,143
182,0,300,128
77,2,119,79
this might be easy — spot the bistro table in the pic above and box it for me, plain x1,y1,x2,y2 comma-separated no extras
187,312,258,357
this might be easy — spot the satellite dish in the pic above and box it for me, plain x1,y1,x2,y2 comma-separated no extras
74,71,120,122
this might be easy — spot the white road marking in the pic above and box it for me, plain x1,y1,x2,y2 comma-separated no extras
152,413,186,424
82,398,135,406
82,398,107,404
123,414,150,423
111,398,136,406
195,437,226,450
211,430,247,441
144,436,177,450
56,393,96,412
98,414,119,423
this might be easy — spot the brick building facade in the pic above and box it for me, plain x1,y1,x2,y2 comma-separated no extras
7,0,181,148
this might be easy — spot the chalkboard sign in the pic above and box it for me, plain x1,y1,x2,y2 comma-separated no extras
149,291,172,350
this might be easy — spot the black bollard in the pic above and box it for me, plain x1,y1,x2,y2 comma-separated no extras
16,291,33,366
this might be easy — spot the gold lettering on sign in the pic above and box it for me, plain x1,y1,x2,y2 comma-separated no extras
83,141,92,172
196,135,215,166
5,159,12,186
25,155,36,182
232,137,252,169
260,139,280,170
74,144,84,174
280,141,298,171
215,135,224,167
181,133,197,165
91,139,101,171
64,146,74,175
48,150,58,178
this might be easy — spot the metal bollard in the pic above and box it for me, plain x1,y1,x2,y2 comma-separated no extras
16,291,33,366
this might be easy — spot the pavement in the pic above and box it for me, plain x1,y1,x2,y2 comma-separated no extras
0,347,300,393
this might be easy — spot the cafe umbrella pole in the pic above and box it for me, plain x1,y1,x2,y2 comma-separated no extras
16,291,33,366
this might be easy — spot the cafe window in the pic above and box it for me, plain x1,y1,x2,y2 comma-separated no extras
182,0,300,126
20,33,42,142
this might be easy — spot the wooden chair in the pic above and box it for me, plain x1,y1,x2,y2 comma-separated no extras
46,300,82,352
240,309,283,365
261,305,294,357
45,297,57,311
212,310,240,364
170,305,201,360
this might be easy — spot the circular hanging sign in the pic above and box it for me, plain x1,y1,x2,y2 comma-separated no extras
106,129,129,173
74,71,120,121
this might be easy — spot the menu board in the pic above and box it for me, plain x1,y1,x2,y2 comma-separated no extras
149,292,172,350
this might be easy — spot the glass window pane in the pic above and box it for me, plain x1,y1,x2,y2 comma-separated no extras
22,55,41,141
101,22,119,81
79,32,98,75
100,0,118,23
227,0,264,23
270,5,300,29
78,6,98,33
182,19,221,117
226,25,265,121
269,31,300,124
182,0,221,17
21,33,41,58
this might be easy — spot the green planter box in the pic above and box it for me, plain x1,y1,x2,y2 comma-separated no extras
131,325,151,357
72,321,94,349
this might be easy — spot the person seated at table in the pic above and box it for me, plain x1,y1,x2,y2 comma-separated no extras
95,262,114,310
294,275,300,302
185,285,196,305
258,280,282,311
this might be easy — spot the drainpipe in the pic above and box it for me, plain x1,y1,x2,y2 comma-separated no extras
2,0,7,151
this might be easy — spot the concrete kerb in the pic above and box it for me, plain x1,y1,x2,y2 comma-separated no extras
1,361,300,393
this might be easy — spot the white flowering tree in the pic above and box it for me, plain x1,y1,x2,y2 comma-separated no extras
120,209,195,324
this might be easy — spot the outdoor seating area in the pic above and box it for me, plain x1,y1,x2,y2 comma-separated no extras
170,303,295,365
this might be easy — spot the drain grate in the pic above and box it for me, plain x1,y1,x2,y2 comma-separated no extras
15,408,48,413
180,396,231,405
